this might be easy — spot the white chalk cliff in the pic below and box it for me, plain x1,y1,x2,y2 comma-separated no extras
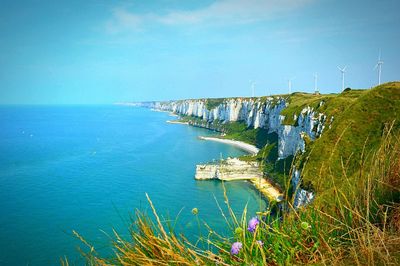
152,98,327,160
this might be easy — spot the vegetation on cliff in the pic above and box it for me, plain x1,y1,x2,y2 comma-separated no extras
205,98,225,110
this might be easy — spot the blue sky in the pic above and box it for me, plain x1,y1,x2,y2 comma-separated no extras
0,0,399,104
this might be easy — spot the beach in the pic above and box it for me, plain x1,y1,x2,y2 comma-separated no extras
198,136,260,155
249,177,283,202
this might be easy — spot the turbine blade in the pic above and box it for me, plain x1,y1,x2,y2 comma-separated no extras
343,66,347,72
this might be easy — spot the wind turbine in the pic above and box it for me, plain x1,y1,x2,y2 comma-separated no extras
314,73,319,94
374,50,384,85
249,80,256,97
288,77,295,94
337,66,347,91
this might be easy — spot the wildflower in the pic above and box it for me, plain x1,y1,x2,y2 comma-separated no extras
230,242,242,255
247,217,260,233
256,240,264,246
191,208,199,215
301,221,311,230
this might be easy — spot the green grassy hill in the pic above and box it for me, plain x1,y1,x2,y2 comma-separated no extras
299,82,400,203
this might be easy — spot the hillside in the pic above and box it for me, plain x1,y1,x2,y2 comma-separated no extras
300,82,400,203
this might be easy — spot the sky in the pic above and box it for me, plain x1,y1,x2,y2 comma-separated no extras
0,0,399,104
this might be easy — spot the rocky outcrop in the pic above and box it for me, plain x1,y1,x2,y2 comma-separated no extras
195,158,262,181
195,158,283,202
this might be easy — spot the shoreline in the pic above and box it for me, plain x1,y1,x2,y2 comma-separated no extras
151,109,177,117
166,120,189,125
198,136,259,155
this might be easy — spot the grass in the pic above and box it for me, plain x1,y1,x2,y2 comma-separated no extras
299,82,400,204
205,98,225,110
280,90,367,125
192,95,285,112
67,126,400,265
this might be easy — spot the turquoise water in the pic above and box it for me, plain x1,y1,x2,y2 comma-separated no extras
0,105,266,265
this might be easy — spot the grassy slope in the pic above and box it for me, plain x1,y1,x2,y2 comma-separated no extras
300,82,400,203
281,90,367,125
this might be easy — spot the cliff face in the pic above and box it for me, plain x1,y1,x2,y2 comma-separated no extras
154,98,327,160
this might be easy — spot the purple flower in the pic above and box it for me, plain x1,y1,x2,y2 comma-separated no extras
230,242,242,255
256,240,264,246
247,217,260,233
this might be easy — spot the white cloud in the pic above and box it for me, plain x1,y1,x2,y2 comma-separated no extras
105,8,147,33
106,0,314,32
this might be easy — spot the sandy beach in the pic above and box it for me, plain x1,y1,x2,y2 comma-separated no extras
198,136,259,155
249,177,283,202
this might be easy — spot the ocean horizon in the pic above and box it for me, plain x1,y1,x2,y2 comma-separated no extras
0,105,266,265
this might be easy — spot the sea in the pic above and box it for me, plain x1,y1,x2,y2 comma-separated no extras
0,105,266,265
